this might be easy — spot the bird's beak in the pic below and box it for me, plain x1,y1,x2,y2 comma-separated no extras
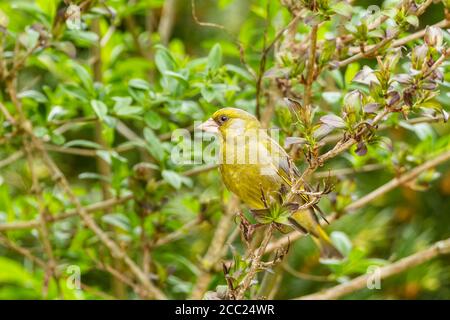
197,118,219,134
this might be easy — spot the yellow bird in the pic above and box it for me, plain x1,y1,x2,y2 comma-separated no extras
198,107,342,259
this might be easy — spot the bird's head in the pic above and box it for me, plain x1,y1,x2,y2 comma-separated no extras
197,108,260,138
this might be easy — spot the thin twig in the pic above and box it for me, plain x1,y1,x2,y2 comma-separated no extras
265,148,450,254
0,195,133,231
303,25,318,107
190,195,239,299
235,224,275,300
345,149,450,212
0,150,24,169
296,237,450,300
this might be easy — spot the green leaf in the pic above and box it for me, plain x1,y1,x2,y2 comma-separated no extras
163,71,189,86
201,85,216,102
65,30,99,47
144,110,162,130
64,140,102,149
155,48,176,73
17,90,48,103
322,92,342,105
129,79,150,90
345,63,360,87
102,213,131,232
103,115,118,128
207,43,222,71
79,172,110,182
330,231,352,256
162,170,183,189
143,128,164,162
72,62,94,93
51,133,65,145
47,106,67,121
112,96,141,116
96,150,112,165
406,15,419,28
332,1,352,17
0,257,37,288
90,100,108,121
225,64,253,81
34,127,48,137
115,106,143,116
20,28,39,49
112,96,132,109
36,0,57,24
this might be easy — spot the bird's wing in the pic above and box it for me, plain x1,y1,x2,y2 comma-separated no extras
263,134,329,223
260,135,298,187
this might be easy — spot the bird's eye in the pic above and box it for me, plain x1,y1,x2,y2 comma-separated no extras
220,115,228,122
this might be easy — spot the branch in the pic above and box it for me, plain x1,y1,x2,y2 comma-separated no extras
158,0,177,45
313,163,384,179
235,224,275,300
0,150,24,169
345,149,450,212
319,114,446,146
35,137,167,299
265,148,450,253
295,237,450,300
0,195,133,231
255,11,303,119
303,24,318,107
190,195,239,299
335,0,433,68
348,19,450,54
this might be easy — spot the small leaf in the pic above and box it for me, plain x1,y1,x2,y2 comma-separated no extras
129,79,150,90
112,96,132,109
96,150,112,164
332,1,352,17
115,106,143,116
72,62,94,93
352,65,378,85
144,128,164,162
65,30,99,47
207,43,222,71
322,92,342,105
163,71,189,86
345,63,360,86
363,103,381,114
34,127,48,137
113,96,142,116
144,110,162,130
313,124,335,139
162,170,182,189
284,137,307,148
51,133,65,145
79,172,110,182
90,100,108,120
320,114,346,128
355,141,368,156
442,109,449,122
47,106,67,121
406,15,419,28
155,48,176,73
18,90,48,103
64,140,102,149
201,85,216,102
102,213,130,232
330,231,352,256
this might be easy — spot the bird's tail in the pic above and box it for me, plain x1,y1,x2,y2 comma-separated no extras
288,209,343,260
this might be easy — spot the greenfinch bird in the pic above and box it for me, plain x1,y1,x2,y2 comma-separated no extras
198,107,342,259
